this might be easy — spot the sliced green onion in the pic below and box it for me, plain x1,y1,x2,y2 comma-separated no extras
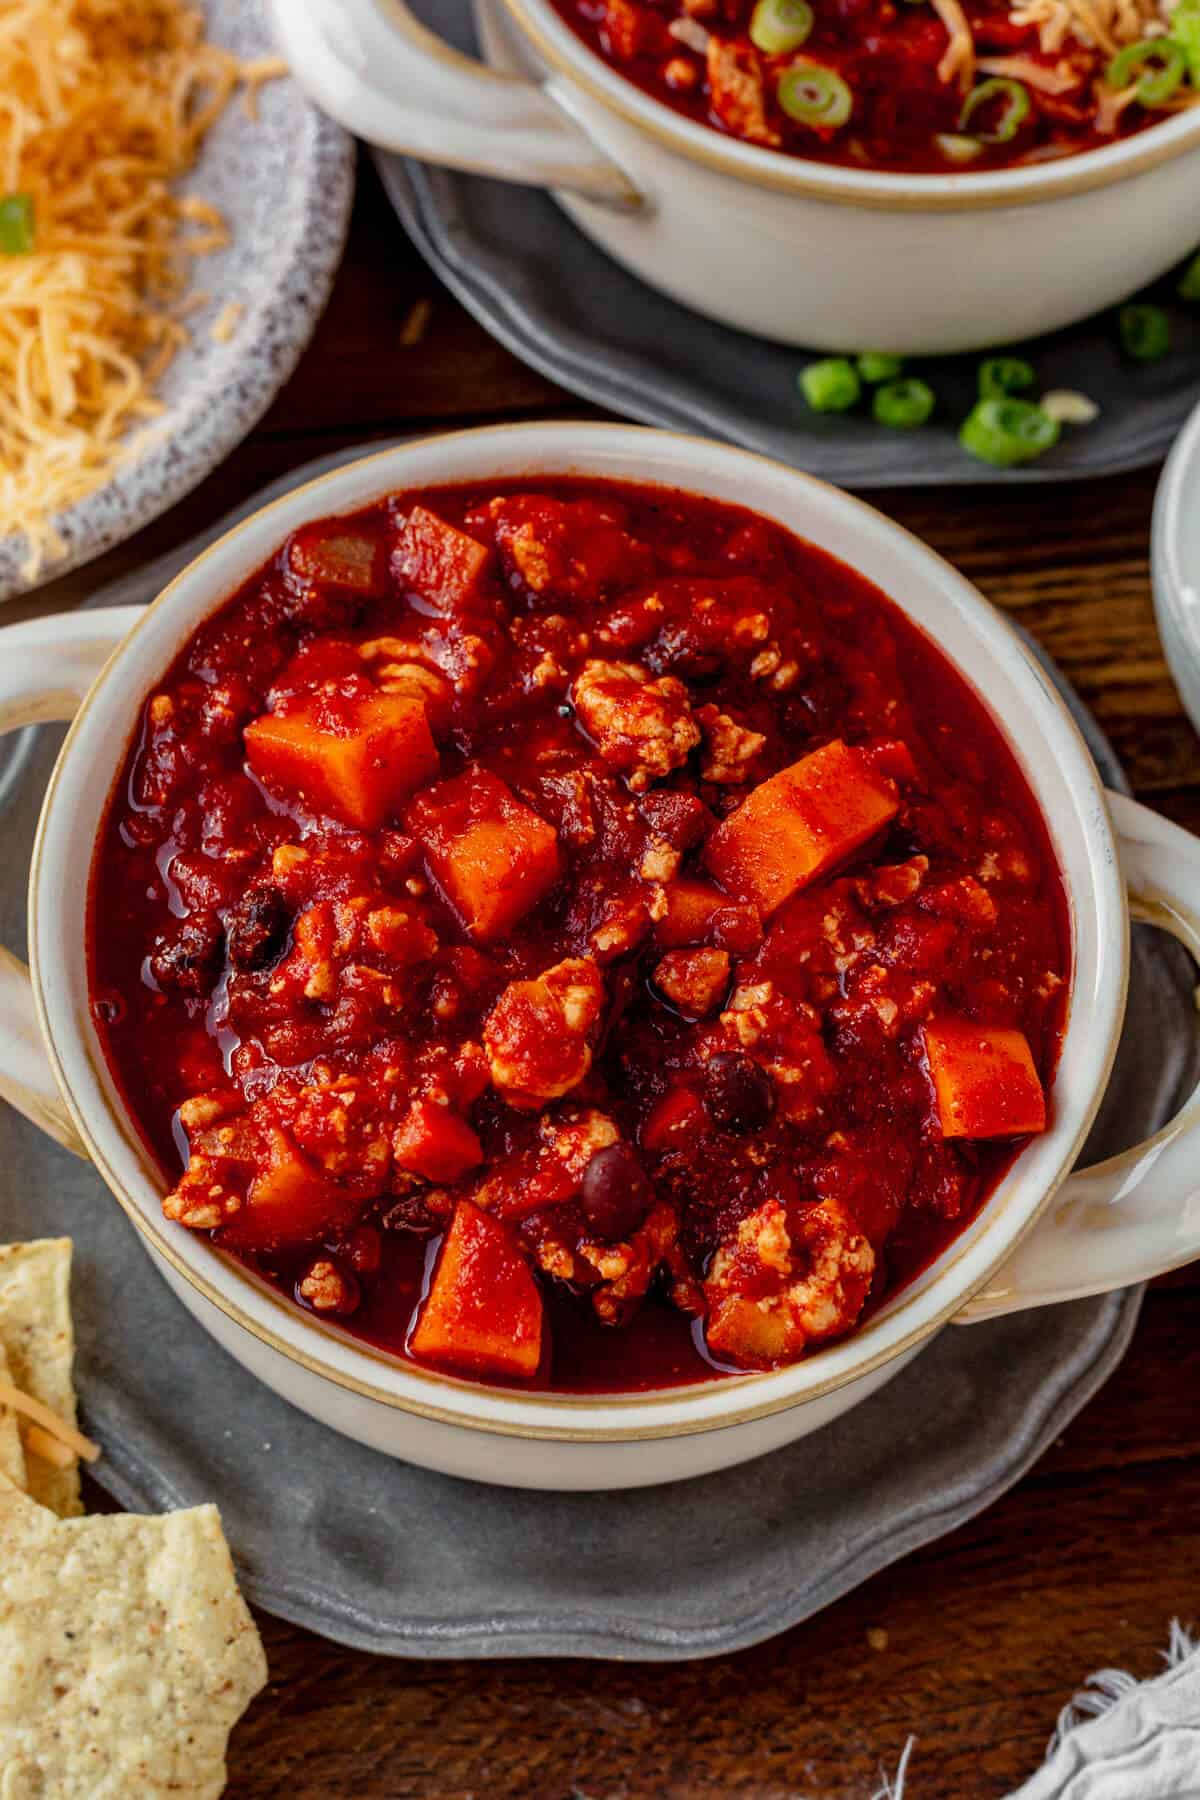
1108,37,1186,105
1178,250,1200,302
0,192,35,256
959,77,1030,143
959,398,1060,468
1172,0,1200,80
873,378,935,430
978,356,1036,400
777,62,853,128
935,132,984,164
1119,302,1171,361
749,0,813,55
799,357,860,413
856,352,904,383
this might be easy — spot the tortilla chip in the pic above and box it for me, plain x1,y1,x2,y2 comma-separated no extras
0,1341,27,1495
0,1487,267,1797
0,1238,81,1516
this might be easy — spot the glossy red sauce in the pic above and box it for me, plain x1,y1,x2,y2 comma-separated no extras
88,477,1069,1393
547,0,1179,173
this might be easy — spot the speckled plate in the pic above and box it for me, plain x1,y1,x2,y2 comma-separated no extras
0,447,1196,1660
0,0,354,604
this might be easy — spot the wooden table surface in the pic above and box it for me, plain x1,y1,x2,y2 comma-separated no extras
53,157,1200,1799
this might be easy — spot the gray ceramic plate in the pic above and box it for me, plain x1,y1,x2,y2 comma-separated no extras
0,0,354,604
1,448,1196,1660
377,0,1200,489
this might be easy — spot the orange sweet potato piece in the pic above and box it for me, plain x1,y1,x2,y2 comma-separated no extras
703,739,898,917
245,690,438,830
655,879,762,954
392,506,492,612
408,1200,543,1380
220,1128,359,1253
924,1019,1047,1139
406,768,561,941
394,1100,483,1183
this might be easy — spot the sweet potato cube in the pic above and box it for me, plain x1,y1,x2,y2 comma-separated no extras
654,879,762,954
221,1129,358,1253
245,690,438,830
924,1019,1047,1139
392,506,492,613
408,1200,543,1380
406,768,560,941
704,739,898,917
394,1100,483,1184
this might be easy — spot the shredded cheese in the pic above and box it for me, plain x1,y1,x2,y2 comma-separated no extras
22,1421,78,1469
0,1,283,583
931,0,976,90
926,0,1198,113
1008,0,1174,55
1094,77,1142,128
0,1378,100,1464
976,52,1085,90
210,298,243,343
399,297,433,348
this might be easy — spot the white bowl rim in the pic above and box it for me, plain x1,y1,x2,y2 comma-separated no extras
501,0,1200,209
1153,392,1200,640
1151,394,1200,737
30,421,1128,1443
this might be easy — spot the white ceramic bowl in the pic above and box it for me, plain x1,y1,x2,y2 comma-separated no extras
268,0,1200,352
2,423,1199,1490
1153,396,1200,739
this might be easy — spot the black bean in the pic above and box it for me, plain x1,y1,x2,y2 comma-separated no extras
149,913,224,995
702,1053,774,1133
225,885,290,972
580,1143,655,1242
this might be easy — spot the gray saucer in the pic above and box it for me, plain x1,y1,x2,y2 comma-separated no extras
1,446,1195,1659
377,0,1200,489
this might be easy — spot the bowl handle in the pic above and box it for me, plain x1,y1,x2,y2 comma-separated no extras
267,0,642,207
0,606,145,1159
956,790,1200,1323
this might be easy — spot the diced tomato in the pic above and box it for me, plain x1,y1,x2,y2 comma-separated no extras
245,690,438,830
393,1100,483,1183
392,506,492,613
641,1083,707,1150
406,768,561,941
487,493,652,602
408,1201,543,1380
287,524,384,595
923,1019,1046,1138
704,740,899,917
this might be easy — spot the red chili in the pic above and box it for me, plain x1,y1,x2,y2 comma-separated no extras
89,478,1068,1391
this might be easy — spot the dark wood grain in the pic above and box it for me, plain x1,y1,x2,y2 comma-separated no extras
58,153,1200,1797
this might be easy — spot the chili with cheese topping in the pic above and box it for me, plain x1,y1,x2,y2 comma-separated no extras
546,0,1200,173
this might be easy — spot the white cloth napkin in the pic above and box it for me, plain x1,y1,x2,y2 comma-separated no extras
876,1626,1200,1799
